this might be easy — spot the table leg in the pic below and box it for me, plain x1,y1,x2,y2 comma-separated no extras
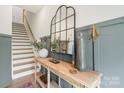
34,62,37,83
58,76,61,88
47,68,50,88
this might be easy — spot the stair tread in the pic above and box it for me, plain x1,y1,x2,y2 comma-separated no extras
13,52,34,55
12,48,33,50
12,33,27,35
12,40,30,43
12,35,28,38
12,45,31,47
12,23,35,79
13,58,34,63
12,28,25,29
12,30,27,32
13,63,35,70
12,37,29,40
13,66,35,74
13,61,34,67
13,56,34,60
12,34,28,36
12,37,30,39
12,40,30,42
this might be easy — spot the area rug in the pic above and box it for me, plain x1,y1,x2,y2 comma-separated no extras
18,82,34,88
8,81,35,88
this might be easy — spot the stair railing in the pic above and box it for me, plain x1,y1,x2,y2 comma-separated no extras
23,9,39,57
23,9,36,42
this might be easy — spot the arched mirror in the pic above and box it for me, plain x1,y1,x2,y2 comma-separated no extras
50,5,76,64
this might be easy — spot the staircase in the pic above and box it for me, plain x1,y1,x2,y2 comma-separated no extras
12,23,35,80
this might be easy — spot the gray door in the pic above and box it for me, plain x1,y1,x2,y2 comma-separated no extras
94,17,124,87
0,34,12,87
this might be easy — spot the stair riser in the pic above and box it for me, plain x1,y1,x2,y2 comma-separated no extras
13,26,25,28
12,44,31,46
12,69,35,79
12,41,30,44
12,37,29,40
12,39,31,42
12,33,27,36
13,56,34,61
12,36,28,39
13,58,34,63
13,63,35,71
13,52,34,55
13,54,34,59
13,27,25,29
13,66,35,75
12,23,35,80
12,30,27,32
12,48,32,51
12,50,33,53
12,34,28,37
12,42,31,45
12,38,29,40
12,23,24,26
13,61,34,67
13,29,26,31
12,28,26,30
12,46,32,49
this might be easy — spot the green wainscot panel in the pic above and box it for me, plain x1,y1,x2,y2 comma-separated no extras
95,17,124,88
0,34,12,87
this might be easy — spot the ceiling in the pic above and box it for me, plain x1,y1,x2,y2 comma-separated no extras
16,5,44,13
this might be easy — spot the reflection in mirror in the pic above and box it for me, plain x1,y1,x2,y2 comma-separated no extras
51,33,60,53
67,8,74,16
60,31,67,53
56,23,60,32
51,34,55,42
51,34,55,51
50,5,75,57
61,20,66,31
61,6,66,20
67,29,74,41
56,9,60,22
52,17,55,24
56,32,60,40
51,40,59,53
61,31,66,41
67,41,73,54
67,16,74,29
55,32,60,52
52,24,55,33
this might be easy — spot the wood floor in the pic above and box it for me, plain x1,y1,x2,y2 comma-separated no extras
8,74,40,88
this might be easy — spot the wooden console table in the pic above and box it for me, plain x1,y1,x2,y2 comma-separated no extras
34,57,102,88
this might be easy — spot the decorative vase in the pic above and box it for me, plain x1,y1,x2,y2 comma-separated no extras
39,48,49,58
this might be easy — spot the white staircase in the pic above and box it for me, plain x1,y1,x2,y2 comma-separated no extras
12,23,35,80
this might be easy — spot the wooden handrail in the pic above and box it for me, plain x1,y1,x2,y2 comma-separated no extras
23,9,36,42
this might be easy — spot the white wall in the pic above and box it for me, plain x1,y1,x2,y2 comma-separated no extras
26,5,58,40
0,5,12,35
74,5,124,28
12,6,23,24
27,5,124,40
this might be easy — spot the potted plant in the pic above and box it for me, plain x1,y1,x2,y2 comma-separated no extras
32,41,49,58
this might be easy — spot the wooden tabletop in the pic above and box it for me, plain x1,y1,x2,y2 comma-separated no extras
35,57,102,88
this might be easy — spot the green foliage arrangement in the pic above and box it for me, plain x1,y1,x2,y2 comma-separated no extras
51,40,59,51
31,41,46,50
